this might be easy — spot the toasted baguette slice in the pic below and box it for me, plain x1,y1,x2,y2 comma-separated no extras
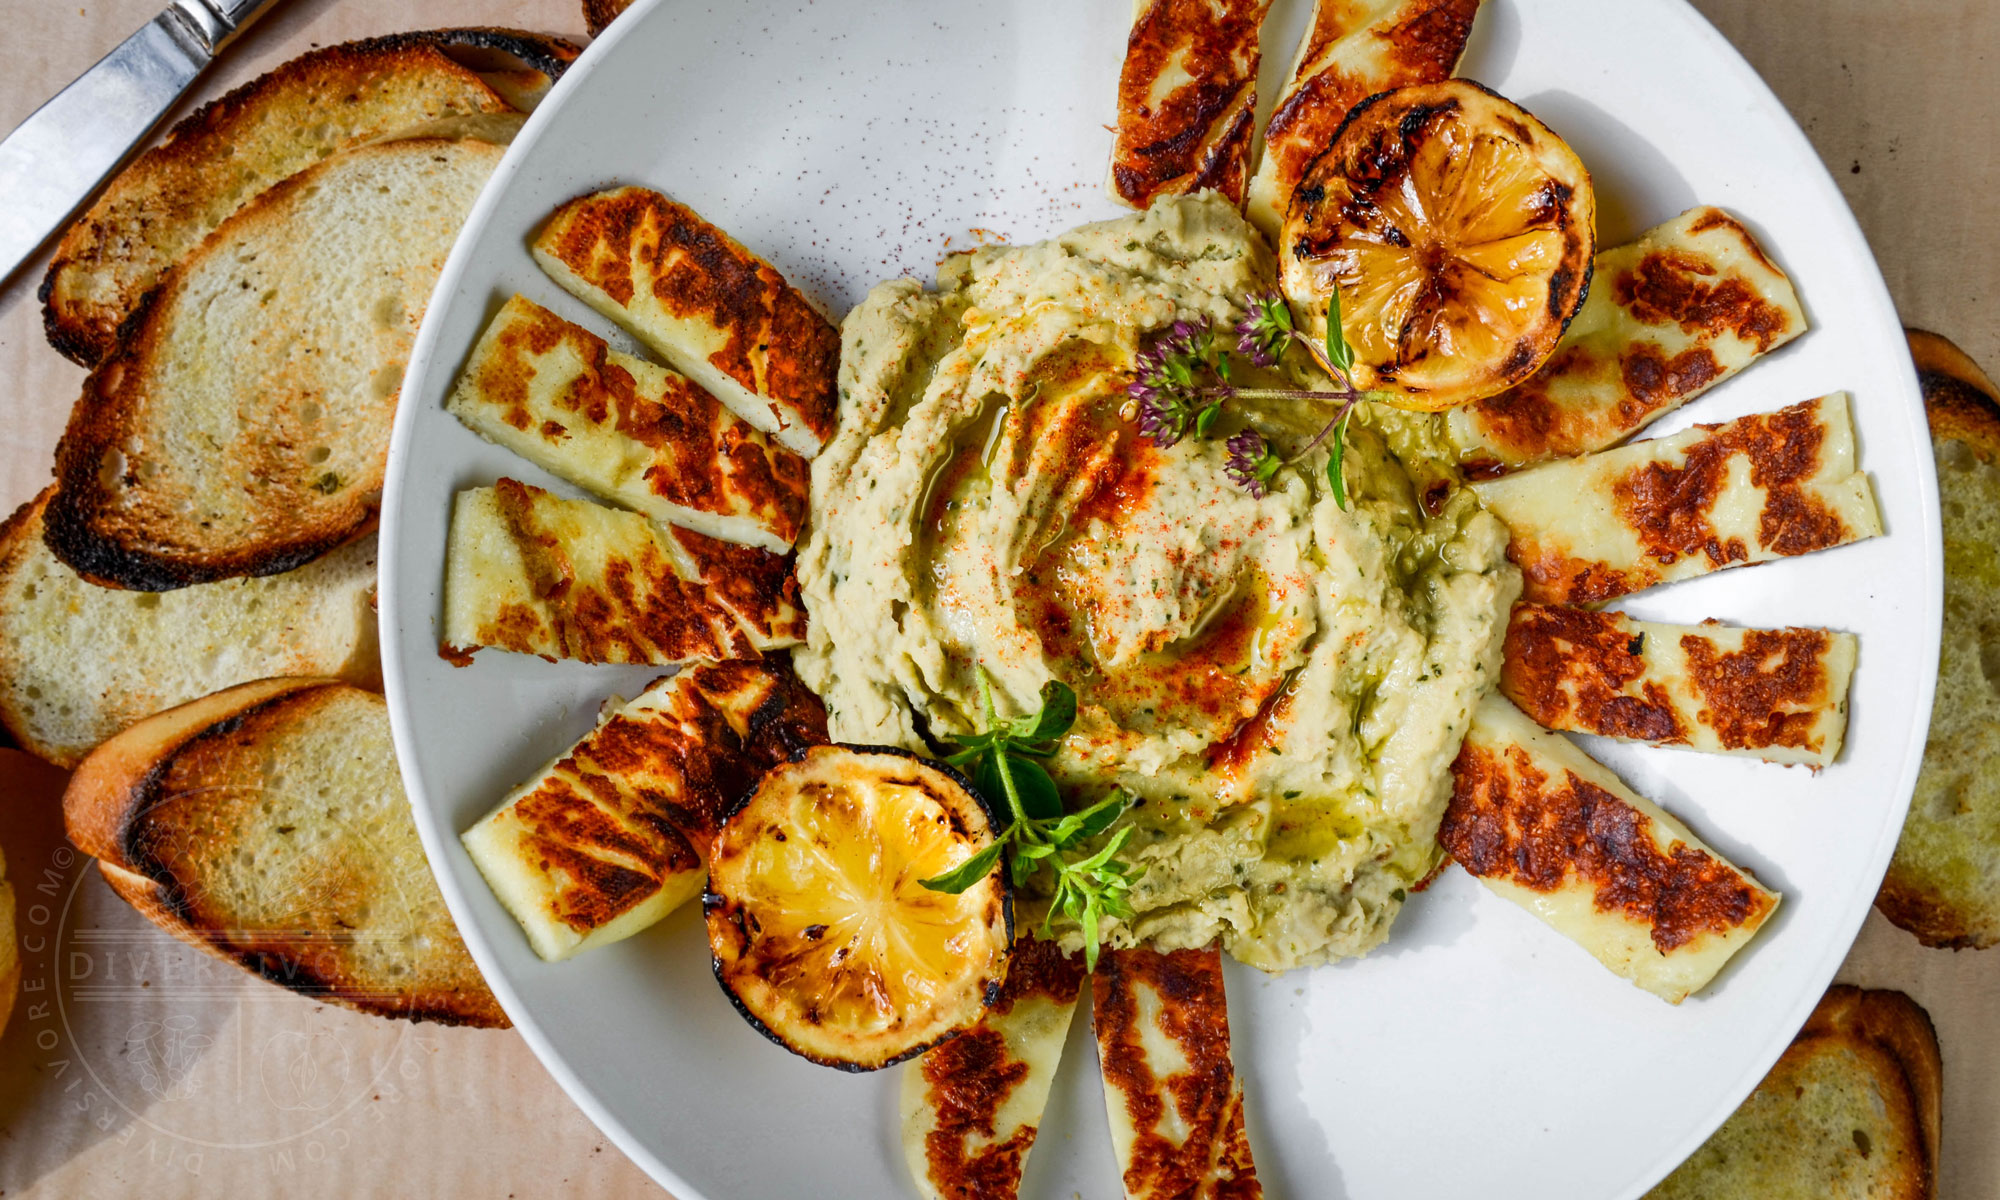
1244,0,1479,237
39,30,576,366
1442,694,1778,1003
1107,0,1272,209
1878,329,2000,947
462,661,826,961
583,0,636,36
1094,944,1261,1200
902,937,1087,1200
1501,603,1855,767
441,479,802,665
63,679,505,1026
448,294,809,551
46,137,506,591
1471,394,1882,605
1646,986,1940,1200
1449,208,1806,474
0,490,379,768
533,186,840,457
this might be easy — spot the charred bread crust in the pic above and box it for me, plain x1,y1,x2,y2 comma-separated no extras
41,456,377,591
414,27,583,83
582,0,636,37
41,137,493,590
1909,327,2000,457
63,679,506,1027
62,677,327,862
1875,329,2000,947
40,28,579,365
1804,986,1943,1196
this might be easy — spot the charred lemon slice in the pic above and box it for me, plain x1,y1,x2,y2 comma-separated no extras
1280,79,1596,412
704,744,1012,1071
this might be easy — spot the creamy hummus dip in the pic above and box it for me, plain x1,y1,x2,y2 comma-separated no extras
796,194,1520,972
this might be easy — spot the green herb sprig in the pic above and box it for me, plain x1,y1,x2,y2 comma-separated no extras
1129,291,1376,509
918,671,1141,971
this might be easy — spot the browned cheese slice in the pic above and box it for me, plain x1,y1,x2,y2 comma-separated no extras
1095,944,1261,1200
1107,0,1273,209
671,523,807,650
1501,603,1856,767
901,938,1088,1200
448,294,809,552
1470,394,1882,605
1448,207,1806,474
441,478,802,665
460,660,826,961
1441,694,1779,1003
1244,0,1480,237
532,186,839,457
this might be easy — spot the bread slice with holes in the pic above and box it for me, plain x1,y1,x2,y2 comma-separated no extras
0,489,379,767
63,678,505,1026
46,135,506,591
1645,986,1940,1199
1877,329,2000,947
39,28,577,366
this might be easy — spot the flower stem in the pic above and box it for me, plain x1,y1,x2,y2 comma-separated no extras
1284,394,1363,466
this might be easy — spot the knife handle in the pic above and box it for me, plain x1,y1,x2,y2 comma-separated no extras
166,0,284,56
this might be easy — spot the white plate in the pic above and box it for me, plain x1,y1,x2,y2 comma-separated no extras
378,2,1941,1197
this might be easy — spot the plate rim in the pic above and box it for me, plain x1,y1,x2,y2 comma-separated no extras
375,2,1944,1196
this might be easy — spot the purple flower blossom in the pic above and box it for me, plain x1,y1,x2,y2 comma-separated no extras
1224,429,1282,498
1235,291,1296,368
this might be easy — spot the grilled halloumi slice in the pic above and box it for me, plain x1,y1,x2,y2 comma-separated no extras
1447,208,1806,474
1441,694,1779,1003
672,523,807,651
460,674,724,961
1108,0,1272,210
448,294,809,552
1094,944,1261,1200
462,659,828,961
902,937,1088,1200
1502,603,1856,767
532,187,839,458
1470,394,1882,605
1244,0,1479,237
442,478,801,665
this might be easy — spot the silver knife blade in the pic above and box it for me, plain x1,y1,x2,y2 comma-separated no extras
0,0,283,290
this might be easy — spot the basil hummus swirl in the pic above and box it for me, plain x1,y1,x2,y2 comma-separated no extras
796,194,1519,972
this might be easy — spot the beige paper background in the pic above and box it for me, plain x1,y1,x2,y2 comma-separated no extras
0,1,1995,1196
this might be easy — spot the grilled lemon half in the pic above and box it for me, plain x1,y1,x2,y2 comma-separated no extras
1280,79,1596,412
704,744,1013,1071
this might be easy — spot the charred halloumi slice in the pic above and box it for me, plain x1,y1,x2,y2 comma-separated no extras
463,658,826,960
1448,208,1806,473
1094,944,1261,1200
1441,694,1779,1003
680,653,830,763
461,672,729,961
668,524,806,652
1107,0,1272,209
902,938,1088,1200
532,187,839,458
1471,394,1882,605
448,294,809,552
442,478,802,665
1501,603,1857,767
1244,0,1479,237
